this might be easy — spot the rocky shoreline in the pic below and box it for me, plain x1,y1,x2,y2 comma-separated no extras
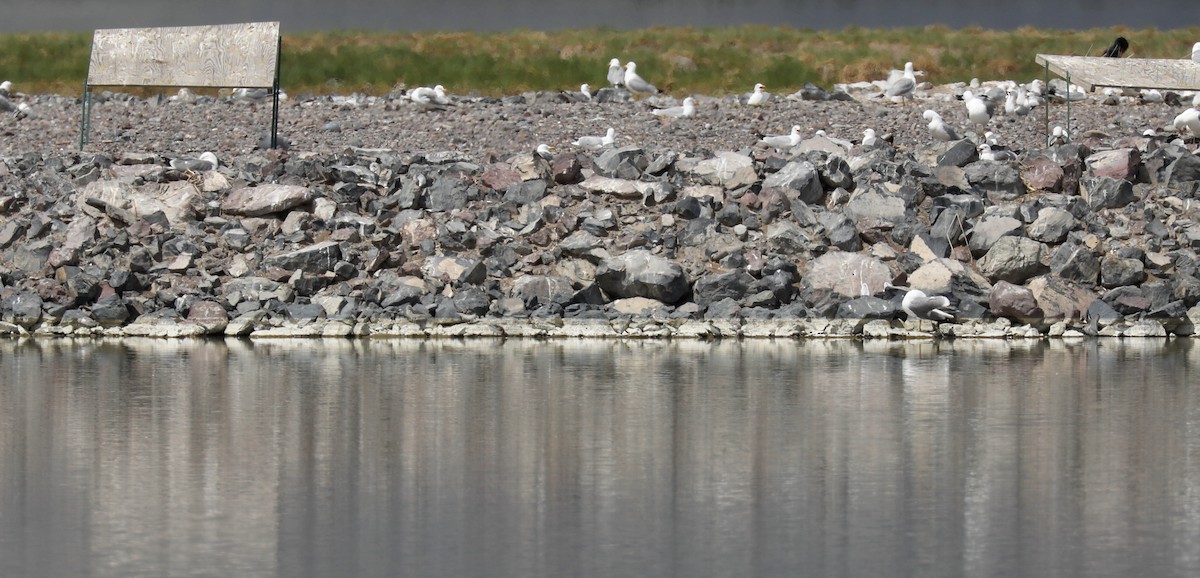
2,80,1200,339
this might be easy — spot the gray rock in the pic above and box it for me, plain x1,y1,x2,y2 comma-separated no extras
978,236,1047,284
693,269,755,307
425,176,471,212
844,188,907,223
806,252,891,298
221,184,314,217
762,160,825,205
90,294,130,327
0,220,25,250
689,152,757,188
820,212,861,251
1100,255,1146,288
1026,207,1075,244
968,216,1023,257
262,241,342,274
596,249,690,304
1165,153,1200,189
1050,242,1100,284
964,160,1026,201
836,296,896,319
1080,176,1136,210
513,275,576,308
3,292,42,327
594,146,648,180
423,256,486,285
939,140,980,167
13,240,52,274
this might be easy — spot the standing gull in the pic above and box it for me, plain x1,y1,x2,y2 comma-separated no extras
607,58,624,87
746,83,770,106
0,80,11,98
623,62,660,95
761,125,802,149
923,110,958,142
651,97,696,118
572,127,616,150
885,62,917,101
963,90,991,131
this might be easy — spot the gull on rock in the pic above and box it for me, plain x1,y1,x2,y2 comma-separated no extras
923,110,959,142
651,96,696,118
746,83,770,106
761,125,802,149
1192,42,1200,62
13,102,32,120
573,127,616,150
623,61,660,95
535,144,554,160
607,58,624,87
0,80,13,98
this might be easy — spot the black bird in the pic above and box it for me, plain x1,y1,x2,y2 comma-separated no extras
1102,37,1129,58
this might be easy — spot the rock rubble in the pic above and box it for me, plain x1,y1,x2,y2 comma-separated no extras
2,83,1200,339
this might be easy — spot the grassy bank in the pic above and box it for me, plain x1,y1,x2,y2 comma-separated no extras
2,26,1198,97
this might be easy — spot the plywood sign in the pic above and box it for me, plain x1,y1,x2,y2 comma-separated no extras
87,21,280,88
1036,54,1200,92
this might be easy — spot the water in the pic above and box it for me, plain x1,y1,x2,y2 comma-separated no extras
2,0,1195,33
2,337,1199,577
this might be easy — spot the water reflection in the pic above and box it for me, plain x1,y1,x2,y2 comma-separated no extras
1,338,1199,577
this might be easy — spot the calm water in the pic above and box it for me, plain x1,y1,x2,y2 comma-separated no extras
1,338,1200,577
3,0,1195,33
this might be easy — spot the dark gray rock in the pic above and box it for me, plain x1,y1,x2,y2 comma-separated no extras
451,286,490,316
1050,242,1100,284
964,160,1026,201
596,249,690,304
936,139,979,168
594,146,648,180
262,241,342,274
512,275,576,308
762,160,824,205
91,294,131,327
1080,176,1136,210
1100,255,1146,288
3,291,42,327
820,212,861,251
693,269,755,307
1166,153,1200,189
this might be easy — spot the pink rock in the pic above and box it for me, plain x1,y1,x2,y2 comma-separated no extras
1085,148,1140,181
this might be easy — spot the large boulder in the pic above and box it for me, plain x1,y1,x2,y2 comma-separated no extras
978,237,1047,284
596,249,690,304
762,160,825,205
221,183,314,217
